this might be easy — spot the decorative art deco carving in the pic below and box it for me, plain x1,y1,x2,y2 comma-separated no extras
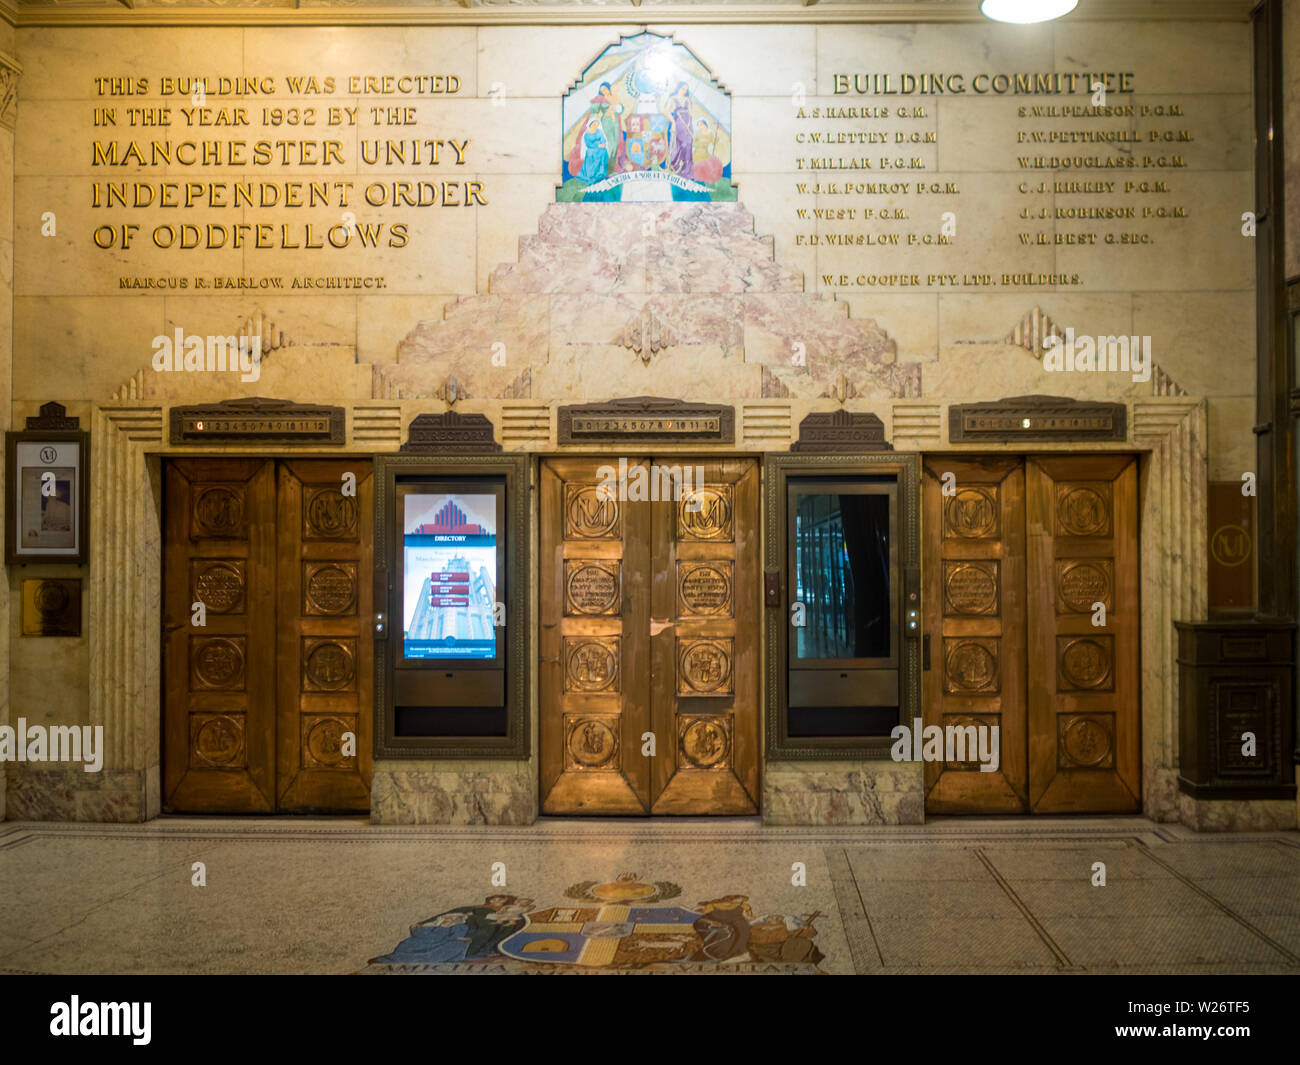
0,52,21,132
824,373,858,404
619,307,675,363
760,366,791,399
302,715,355,769
303,638,358,692
942,560,1000,616
1055,481,1113,538
943,638,1000,694
564,637,621,693
564,483,621,540
1151,363,1188,396
238,309,292,354
191,485,246,539
190,560,246,614
1055,559,1113,614
500,368,533,399
1003,305,1063,354
1058,635,1115,691
790,409,892,452
677,637,734,696
677,484,734,541
677,560,734,617
977,310,1186,395
564,714,619,770
1058,712,1116,769
303,486,360,540
679,715,731,769
944,485,999,539
399,410,502,453
190,713,246,769
303,561,358,616
190,636,246,691
433,375,469,405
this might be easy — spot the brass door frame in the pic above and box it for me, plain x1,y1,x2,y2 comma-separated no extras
763,452,922,761
371,453,531,760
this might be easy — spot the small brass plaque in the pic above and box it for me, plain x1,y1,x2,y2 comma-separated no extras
169,398,345,445
557,398,735,444
949,396,1126,442
22,578,81,636
677,560,734,617
564,560,621,616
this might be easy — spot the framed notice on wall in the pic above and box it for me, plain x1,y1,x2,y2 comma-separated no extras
6,406,90,565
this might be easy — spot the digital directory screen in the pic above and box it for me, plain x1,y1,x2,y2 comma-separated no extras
401,493,498,660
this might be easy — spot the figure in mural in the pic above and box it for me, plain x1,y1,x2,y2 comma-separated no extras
692,118,724,185
370,911,473,965
747,913,825,965
591,82,625,173
370,893,535,964
690,894,754,961
574,119,612,187
666,81,695,182
558,31,734,203
566,81,623,183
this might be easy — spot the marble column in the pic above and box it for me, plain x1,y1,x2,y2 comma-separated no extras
1285,0,1298,280
1285,0,1300,835
1132,399,1208,822
0,40,19,821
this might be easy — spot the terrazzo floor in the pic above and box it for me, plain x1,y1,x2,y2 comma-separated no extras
1,817,1297,974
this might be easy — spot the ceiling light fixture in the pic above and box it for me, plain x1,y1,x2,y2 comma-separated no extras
980,0,1079,24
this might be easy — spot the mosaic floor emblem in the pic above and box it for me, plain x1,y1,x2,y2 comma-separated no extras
365,873,826,972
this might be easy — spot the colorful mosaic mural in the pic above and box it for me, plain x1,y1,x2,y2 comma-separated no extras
365,874,825,972
557,32,735,204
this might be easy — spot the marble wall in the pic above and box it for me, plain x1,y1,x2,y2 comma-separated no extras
1284,0,1299,835
7,22,1257,437
0,20,14,820
0,17,1276,827
1286,0,1299,280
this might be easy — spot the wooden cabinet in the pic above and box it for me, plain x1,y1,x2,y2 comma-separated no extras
1176,621,1296,800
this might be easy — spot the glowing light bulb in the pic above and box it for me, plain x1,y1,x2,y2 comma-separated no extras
980,0,1078,24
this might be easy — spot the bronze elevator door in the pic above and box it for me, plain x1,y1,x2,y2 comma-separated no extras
163,457,373,814
922,454,1139,814
539,457,760,815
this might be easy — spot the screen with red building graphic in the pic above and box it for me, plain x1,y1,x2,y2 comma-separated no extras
401,494,498,660
412,499,488,537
